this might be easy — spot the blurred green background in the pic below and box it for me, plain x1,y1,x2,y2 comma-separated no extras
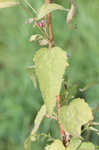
0,0,99,149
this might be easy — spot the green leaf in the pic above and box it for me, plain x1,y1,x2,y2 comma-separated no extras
31,105,46,137
34,47,69,115
77,142,95,150
24,136,31,150
0,0,19,8
66,138,81,150
59,98,93,137
36,3,68,20
45,140,65,150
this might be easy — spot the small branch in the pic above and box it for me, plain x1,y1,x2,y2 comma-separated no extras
45,0,54,48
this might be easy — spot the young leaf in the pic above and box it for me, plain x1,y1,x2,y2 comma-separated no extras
66,138,81,150
77,142,95,150
0,0,19,8
29,34,43,42
24,136,31,150
45,140,65,150
59,98,93,137
36,3,68,20
31,105,46,137
33,47,69,115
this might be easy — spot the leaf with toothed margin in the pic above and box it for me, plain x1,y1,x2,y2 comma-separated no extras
59,98,93,137
33,47,69,115
36,3,68,20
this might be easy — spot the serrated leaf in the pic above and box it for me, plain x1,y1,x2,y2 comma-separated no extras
60,98,93,137
24,136,31,150
45,140,65,150
27,65,37,88
77,142,95,150
36,3,68,20
31,105,46,137
0,0,19,8
34,47,69,115
66,138,81,150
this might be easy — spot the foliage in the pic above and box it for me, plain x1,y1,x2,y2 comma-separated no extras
36,3,68,20
34,47,68,114
0,0,99,150
59,98,93,137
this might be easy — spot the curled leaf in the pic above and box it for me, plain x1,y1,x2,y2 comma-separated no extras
36,3,69,20
66,0,77,29
31,105,46,137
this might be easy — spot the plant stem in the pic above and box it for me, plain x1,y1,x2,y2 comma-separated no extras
56,95,71,147
19,1,33,17
24,0,37,14
56,95,65,137
45,0,54,48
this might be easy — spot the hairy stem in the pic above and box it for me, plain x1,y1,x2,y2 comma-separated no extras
45,0,54,48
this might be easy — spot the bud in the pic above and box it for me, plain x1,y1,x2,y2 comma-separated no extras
39,20,46,27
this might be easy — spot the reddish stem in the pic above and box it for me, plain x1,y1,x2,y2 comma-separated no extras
56,95,65,136
45,0,54,48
